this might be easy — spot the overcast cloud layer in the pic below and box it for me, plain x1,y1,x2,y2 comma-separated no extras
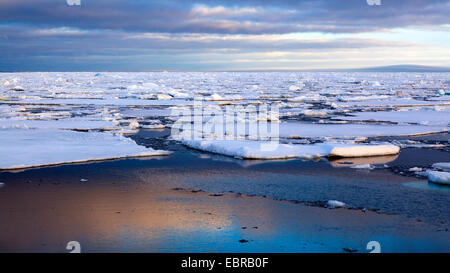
0,0,449,71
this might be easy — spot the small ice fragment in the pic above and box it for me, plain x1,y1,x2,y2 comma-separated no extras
0,182,5,188
351,164,374,170
289,85,300,91
327,200,346,208
129,120,140,129
408,167,422,172
427,171,450,185
94,73,102,77
207,93,224,101
80,179,88,183
10,86,25,91
156,94,172,100
432,162,450,172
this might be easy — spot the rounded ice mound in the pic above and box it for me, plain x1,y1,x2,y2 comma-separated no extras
156,94,173,100
10,86,25,91
206,93,224,101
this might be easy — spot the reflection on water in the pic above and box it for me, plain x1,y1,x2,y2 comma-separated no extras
404,181,450,192
329,154,399,168
0,152,449,253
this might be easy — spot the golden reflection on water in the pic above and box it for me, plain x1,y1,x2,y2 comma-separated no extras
329,154,399,168
0,180,235,252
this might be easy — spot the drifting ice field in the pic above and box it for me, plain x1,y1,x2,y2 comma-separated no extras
0,72,449,176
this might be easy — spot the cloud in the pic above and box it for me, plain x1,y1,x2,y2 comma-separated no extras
0,0,448,71
190,5,260,17
0,0,448,34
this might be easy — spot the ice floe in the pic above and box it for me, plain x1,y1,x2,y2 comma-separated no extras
432,162,450,172
1,71,449,167
427,171,450,185
328,144,400,158
0,129,170,170
181,139,400,159
339,108,450,126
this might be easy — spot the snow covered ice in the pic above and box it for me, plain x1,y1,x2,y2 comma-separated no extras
0,72,449,169
0,129,170,170
181,139,400,159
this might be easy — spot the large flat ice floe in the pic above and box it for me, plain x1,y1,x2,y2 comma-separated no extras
181,139,400,159
278,123,448,139
0,129,170,170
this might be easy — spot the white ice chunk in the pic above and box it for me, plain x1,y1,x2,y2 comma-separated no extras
408,167,423,172
156,94,173,100
327,200,346,208
288,85,302,91
206,93,224,101
128,120,140,129
427,171,450,185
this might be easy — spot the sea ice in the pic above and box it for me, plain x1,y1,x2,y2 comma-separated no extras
432,163,450,172
1,71,448,167
339,108,450,126
328,144,400,158
327,200,346,208
156,94,173,100
427,171,450,185
181,139,400,159
0,129,171,170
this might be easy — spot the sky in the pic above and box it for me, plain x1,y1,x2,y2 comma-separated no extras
0,0,449,71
